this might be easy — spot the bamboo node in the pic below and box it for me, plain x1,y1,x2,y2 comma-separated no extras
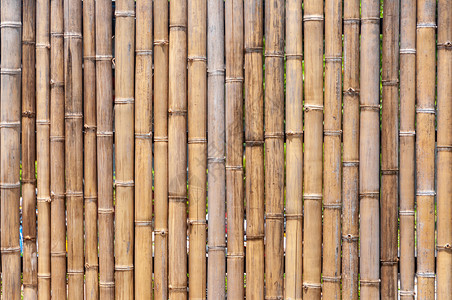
324,130,342,136
136,50,153,56
265,132,284,139
154,39,169,46
84,124,97,132
323,203,342,210
135,132,153,139
416,272,435,278
322,276,341,282
207,69,225,76
95,55,113,61
244,47,263,53
286,131,303,138
265,297,283,300
50,32,64,37
399,131,415,137
437,41,452,50
360,104,380,112
437,145,452,152
168,195,187,203
66,191,83,197
399,210,415,216
37,197,51,203
188,55,207,62
0,21,22,28
115,10,136,17
245,140,264,147
360,279,381,286
304,104,324,112
303,15,324,22
400,48,416,54
24,235,36,241
208,245,226,252
359,192,379,199
382,79,398,86
36,43,50,49
97,131,114,137
188,219,207,225
115,97,135,105
225,76,244,83
63,32,82,39
37,273,51,279
188,138,207,144
381,169,398,175
154,229,168,236
99,281,115,288
265,52,284,58
265,213,284,220
399,290,416,296
343,87,359,96
227,253,245,259
134,220,153,227
21,178,37,184
225,165,243,171
0,246,21,254
325,56,342,63
343,18,360,24
65,113,83,119
22,40,36,45
50,80,64,88
83,55,96,61
23,283,38,288
85,263,99,270
208,157,225,164
115,180,134,187
50,135,65,142
22,111,36,118
342,234,359,242
302,282,321,289
115,265,134,271
51,193,65,200
169,24,187,31
285,53,303,60
0,182,21,189
50,251,67,257
98,208,114,214
168,286,187,292
416,190,436,196
303,194,322,201
36,119,50,125
154,136,168,142
285,213,303,220
361,17,380,24
0,68,22,75
67,269,84,275
168,109,187,116
246,234,264,240
416,23,436,29
84,195,98,203
381,259,398,265
437,244,452,252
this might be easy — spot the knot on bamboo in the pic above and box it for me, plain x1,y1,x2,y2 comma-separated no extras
84,124,97,132
23,235,36,242
22,111,36,118
36,43,50,49
188,55,207,63
437,41,452,50
227,253,245,259
304,104,323,112
225,165,243,171
342,234,359,242
50,80,64,88
188,138,207,144
168,109,187,116
188,219,206,226
68,269,84,275
343,87,359,96
154,229,168,236
98,208,114,214
154,39,169,46
37,197,52,203
302,282,321,290
437,244,452,252
85,263,99,270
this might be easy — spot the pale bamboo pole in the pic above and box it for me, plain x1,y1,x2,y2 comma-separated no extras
22,0,38,297
153,0,169,298
96,0,115,298
168,0,188,298
264,0,284,298
399,0,416,298
134,0,153,298
188,0,207,297
0,0,22,298
436,0,452,298
207,0,226,298
64,0,84,297
302,0,323,297
359,0,380,298
50,0,66,297
415,0,436,298
225,0,245,298
284,0,303,298
36,0,52,297
381,0,399,298
114,0,135,298
244,0,264,298
323,0,342,298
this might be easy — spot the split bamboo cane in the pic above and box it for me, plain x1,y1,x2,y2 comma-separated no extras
359,0,380,298
323,0,342,298
225,0,245,298
96,0,115,298
303,0,324,297
135,0,153,298
264,0,284,298
22,0,38,298
0,0,22,298
285,0,303,298
207,0,226,298
244,0,265,298
114,0,135,297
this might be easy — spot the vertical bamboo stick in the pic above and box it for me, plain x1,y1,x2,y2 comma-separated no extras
264,0,284,298
381,0,399,298
153,0,169,298
359,0,380,298
0,0,22,298
134,0,153,298
436,0,452,298
323,0,342,298
302,0,324,297
244,0,264,298
168,0,188,298
50,0,66,297
207,0,226,298
399,0,416,298
225,0,245,298
285,0,303,298
64,0,84,297
114,0,135,298
22,0,38,297
36,0,52,297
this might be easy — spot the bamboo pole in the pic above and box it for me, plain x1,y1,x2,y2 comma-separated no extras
381,0,399,298
302,0,323,297
64,0,84,297
134,0,153,298
284,0,303,298
114,0,135,298
244,0,265,298
0,0,22,298
96,0,115,298
22,0,38,297
359,0,380,298
398,0,416,299
225,0,245,298
50,0,66,297
153,0,169,298
188,0,207,297
323,0,342,298
264,0,284,298
36,0,52,297
168,0,188,298
207,0,226,298
436,0,452,298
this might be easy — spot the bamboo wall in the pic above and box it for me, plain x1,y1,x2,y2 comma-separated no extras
0,0,450,299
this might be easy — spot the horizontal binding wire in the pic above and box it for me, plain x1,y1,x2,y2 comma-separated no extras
37,197,51,203
154,136,168,142
168,195,187,203
84,195,98,203
188,55,207,62
36,119,50,125
416,272,435,278
361,17,380,24
99,281,115,288
245,46,263,53
437,41,452,49
246,140,264,147
0,121,21,128
0,68,22,75
134,220,153,227
188,138,207,144
399,290,416,296
225,165,243,171
437,145,452,152
50,251,66,257
323,276,341,282
305,104,324,111
135,133,152,139
325,56,342,63
115,10,135,17
343,87,359,96
63,32,82,39
136,50,153,56
207,157,225,164
169,24,187,31
265,52,284,58
303,15,324,22
154,229,168,236
324,130,342,136
399,131,415,137
285,53,303,60
416,107,435,114
286,213,303,220
36,43,50,49
37,273,51,279
286,131,303,138
382,79,398,86
96,55,113,61
207,69,225,76
416,190,436,196
97,131,113,137
0,182,20,189
399,210,415,216
0,21,22,28
360,279,381,286
50,32,64,37
98,208,114,214
188,219,207,225
115,265,134,271
416,23,436,29
168,109,187,116
381,169,398,175
1,246,21,254
154,39,169,46
323,203,342,210
437,244,452,252
266,213,284,220
359,192,379,199
22,111,36,118
342,234,359,242
246,234,264,240
400,48,416,54
68,269,84,276
115,180,134,187
360,104,380,112
304,194,322,201
65,113,83,119
225,76,244,83
343,161,359,167
381,259,398,265
208,245,226,252
303,282,322,289
265,132,284,139
227,253,245,259
50,80,64,88
115,97,134,105
343,18,360,24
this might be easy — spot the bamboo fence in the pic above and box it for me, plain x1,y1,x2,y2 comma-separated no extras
0,1,449,299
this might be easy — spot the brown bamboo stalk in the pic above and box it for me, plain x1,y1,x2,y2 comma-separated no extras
95,0,115,298
168,0,188,298
302,0,324,297
225,0,245,298
264,0,284,298
64,0,84,297
0,0,22,298
22,0,38,297
436,0,452,298
134,0,153,298
381,0,399,298
323,0,342,298
114,0,135,298
398,0,416,299
284,0,303,298
207,0,226,298
359,0,380,298
50,0,66,297
153,0,169,298
36,0,52,297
